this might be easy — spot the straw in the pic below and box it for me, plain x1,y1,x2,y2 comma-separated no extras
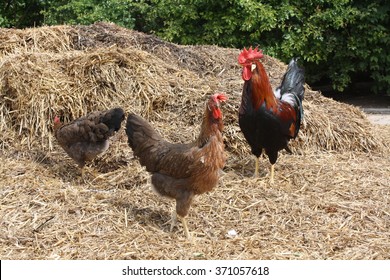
0,22,389,260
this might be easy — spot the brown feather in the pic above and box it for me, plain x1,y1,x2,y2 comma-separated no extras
54,107,125,168
252,61,277,113
125,94,226,221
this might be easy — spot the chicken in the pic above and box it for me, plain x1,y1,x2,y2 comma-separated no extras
125,93,227,239
238,47,305,183
53,107,125,177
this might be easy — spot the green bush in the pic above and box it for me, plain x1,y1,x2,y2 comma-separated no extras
144,0,389,94
1,0,389,94
42,0,145,28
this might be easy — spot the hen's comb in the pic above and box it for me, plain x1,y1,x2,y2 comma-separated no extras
54,116,60,123
238,47,264,64
212,93,228,102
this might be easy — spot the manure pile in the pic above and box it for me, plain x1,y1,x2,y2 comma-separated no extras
0,22,389,260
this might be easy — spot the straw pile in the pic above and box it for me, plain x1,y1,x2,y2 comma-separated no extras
1,22,389,260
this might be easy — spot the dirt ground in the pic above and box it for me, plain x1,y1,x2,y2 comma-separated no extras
366,114,390,126
334,95,390,125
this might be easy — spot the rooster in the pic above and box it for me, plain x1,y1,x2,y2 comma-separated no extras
125,93,227,239
53,107,125,177
238,47,305,183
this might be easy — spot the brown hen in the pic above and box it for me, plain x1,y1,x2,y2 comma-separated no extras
53,107,125,177
125,93,227,239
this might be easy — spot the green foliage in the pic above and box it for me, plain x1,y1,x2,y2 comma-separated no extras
145,0,390,94
42,0,150,29
266,0,390,94
0,0,44,28
142,0,277,46
0,0,389,94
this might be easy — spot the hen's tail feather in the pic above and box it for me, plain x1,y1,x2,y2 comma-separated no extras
125,113,164,171
101,107,125,132
125,113,139,150
126,113,161,148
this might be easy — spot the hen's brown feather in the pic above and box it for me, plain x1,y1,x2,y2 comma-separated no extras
126,113,225,195
54,107,125,168
125,94,226,229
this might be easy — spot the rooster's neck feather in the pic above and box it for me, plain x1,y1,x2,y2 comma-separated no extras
251,61,277,112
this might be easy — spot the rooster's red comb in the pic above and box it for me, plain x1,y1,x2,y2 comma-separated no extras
238,46,264,64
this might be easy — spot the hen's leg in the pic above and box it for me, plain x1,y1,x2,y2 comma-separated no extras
80,166,91,183
178,215,191,240
80,167,86,181
80,166,99,183
161,207,177,231
253,157,259,177
176,192,194,239
164,210,191,239
169,209,177,232
89,166,99,178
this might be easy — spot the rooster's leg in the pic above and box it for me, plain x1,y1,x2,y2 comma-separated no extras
269,164,275,184
253,157,259,177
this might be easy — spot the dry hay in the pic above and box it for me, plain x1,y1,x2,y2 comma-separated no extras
1,147,389,260
0,22,389,260
0,25,75,58
0,22,385,155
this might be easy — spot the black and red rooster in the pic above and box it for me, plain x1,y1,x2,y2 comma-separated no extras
238,47,305,183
